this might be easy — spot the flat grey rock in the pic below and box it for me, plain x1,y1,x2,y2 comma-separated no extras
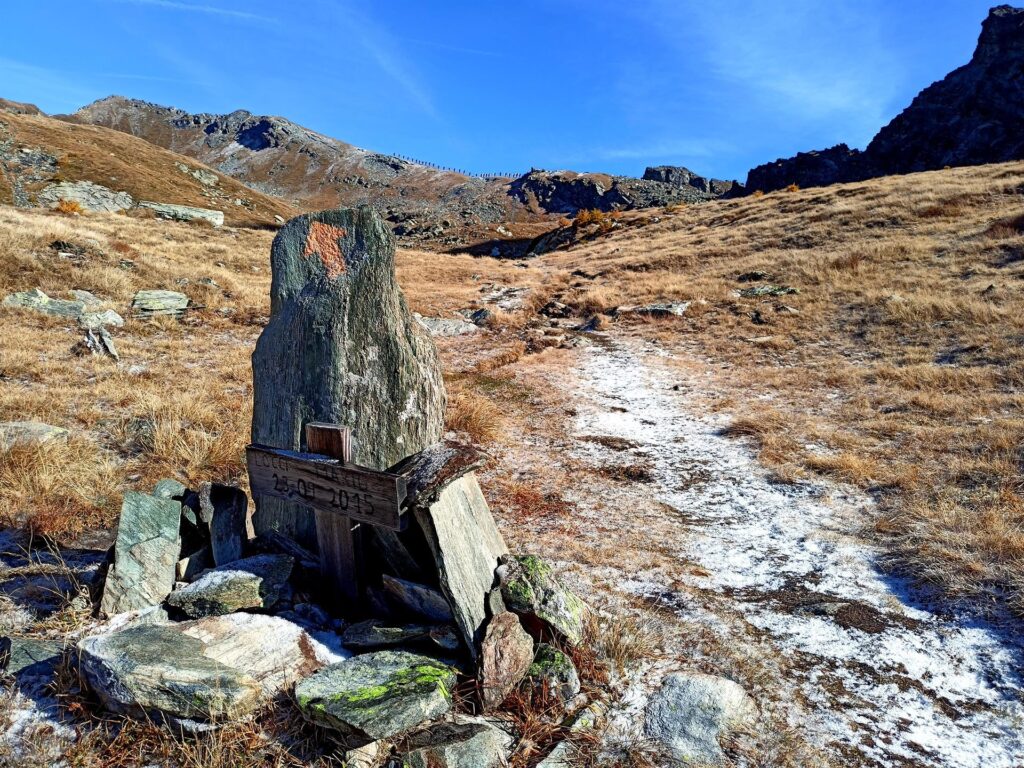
100,492,181,616
617,302,690,317
341,619,458,651
79,613,338,724
166,554,293,617
132,289,190,317
644,672,758,766
38,181,134,213
414,473,508,658
139,201,224,227
401,715,515,768
79,308,125,329
0,421,68,451
382,574,454,623
3,288,84,319
414,313,480,337
295,650,456,741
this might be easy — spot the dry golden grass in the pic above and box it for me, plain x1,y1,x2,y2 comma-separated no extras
547,160,1024,611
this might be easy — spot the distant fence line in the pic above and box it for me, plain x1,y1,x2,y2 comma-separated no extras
386,153,520,179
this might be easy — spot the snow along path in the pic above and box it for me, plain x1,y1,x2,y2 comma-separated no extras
570,338,1024,768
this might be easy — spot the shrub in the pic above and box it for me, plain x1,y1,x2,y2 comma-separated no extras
575,208,606,226
786,183,800,193
557,216,572,228
752,190,765,198
55,199,84,216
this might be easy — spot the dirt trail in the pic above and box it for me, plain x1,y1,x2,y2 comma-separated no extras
570,336,1024,767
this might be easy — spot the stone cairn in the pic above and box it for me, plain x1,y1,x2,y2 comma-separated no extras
77,208,590,765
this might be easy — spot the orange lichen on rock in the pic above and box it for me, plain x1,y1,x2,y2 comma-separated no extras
303,221,348,278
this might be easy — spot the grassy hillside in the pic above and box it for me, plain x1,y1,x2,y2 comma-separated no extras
0,110,296,227
546,161,1024,611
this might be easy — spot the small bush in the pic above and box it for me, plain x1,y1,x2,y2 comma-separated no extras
575,208,606,227
55,199,84,216
557,216,572,228
786,183,800,193
752,190,765,198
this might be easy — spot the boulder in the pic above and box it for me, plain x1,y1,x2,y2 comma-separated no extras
37,181,134,213
400,716,515,768
479,612,534,711
78,308,125,329
3,288,85,319
138,201,224,227
413,313,480,337
0,421,68,451
251,208,445,547
498,555,587,646
79,613,337,724
341,619,459,652
413,473,509,657
527,644,581,706
131,289,190,317
166,554,293,617
100,491,181,616
295,650,456,741
382,574,454,623
198,482,247,565
644,673,758,766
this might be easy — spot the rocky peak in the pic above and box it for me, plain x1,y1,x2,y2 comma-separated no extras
975,5,1024,63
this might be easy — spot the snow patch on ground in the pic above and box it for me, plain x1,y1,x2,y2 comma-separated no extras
572,339,1024,767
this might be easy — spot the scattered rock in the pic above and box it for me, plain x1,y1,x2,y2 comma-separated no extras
400,716,515,768
38,181,134,213
79,613,336,725
736,271,771,283
100,491,181,616
616,302,690,318
467,308,493,326
537,699,608,767
72,327,119,360
68,289,102,307
498,555,587,646
3,287,85,318
414,313,480,337
738,285,798,298
540,301,572,318
295,650,456,741
527,644,581,706
479,612,534,711
131,289,190,317
166,554,293,617
79,308,125,329
0,637,65,681
0,421,69,451
644,673,758,766
382,574,454,623
341,619,459,652
138,201,225,227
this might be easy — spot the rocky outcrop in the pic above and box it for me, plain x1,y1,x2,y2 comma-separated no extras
37,181,134,212
509,169,716,215
745,6,1024,192
642,166,737,196
250,208,445,546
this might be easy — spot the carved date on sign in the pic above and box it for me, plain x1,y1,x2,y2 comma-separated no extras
246,444,408,530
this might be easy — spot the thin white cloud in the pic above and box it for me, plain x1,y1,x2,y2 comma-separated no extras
109,0,273,23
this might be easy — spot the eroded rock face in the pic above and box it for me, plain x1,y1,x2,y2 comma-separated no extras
78,614,337,724
251,208,445,547
100,492,181,616
644,673,758,766
295,650,456,741
498,555,587,646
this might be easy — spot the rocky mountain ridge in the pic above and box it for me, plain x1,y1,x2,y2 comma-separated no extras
747,5,1024,192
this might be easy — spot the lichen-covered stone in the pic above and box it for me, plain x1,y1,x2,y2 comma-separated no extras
295,650,455,740
132,289,190,317
166,554,293,617
498,555,587,645
101,492,181,616
251,208,445,547
138,201,224,227
527,643,581,706
0,421,69,451
2,288,85,319
401,716,515,768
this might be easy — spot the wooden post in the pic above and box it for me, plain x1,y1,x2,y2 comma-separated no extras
305,423,360,606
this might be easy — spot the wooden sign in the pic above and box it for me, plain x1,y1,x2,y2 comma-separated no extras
246,443,408,531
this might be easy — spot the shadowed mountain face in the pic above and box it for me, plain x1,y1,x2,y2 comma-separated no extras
746,5,1024,192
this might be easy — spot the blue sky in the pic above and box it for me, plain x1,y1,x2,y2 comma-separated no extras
0,0,997,180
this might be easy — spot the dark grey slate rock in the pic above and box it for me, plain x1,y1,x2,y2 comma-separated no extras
528,643,581,706
100,492,181,615
295,650,456,740
0,637,65,682
644,673,758,766
498,555,587,646
341,619,460,652
175,545,212,582
382,574,453,623
250,208,445,547
166,554,293,617
198,482,247,566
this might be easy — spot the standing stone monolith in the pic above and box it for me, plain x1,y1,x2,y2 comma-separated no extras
251,208,445,548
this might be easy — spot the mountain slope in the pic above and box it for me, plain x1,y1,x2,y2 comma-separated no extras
746,4,1024,192
0,108,296,227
